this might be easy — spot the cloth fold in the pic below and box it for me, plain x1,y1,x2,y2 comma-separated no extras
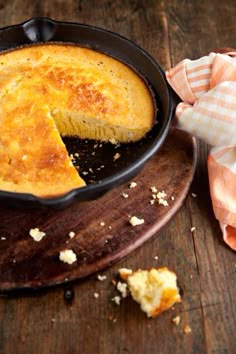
166,52,236,251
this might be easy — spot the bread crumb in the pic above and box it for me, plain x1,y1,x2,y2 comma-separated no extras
1,237,6,240
190,227,196,232
158,199,169,207
129,182,137,188
68,231,75,239
156,191,167,199
29,228,46,242
150,189,169,207
100,221,105,226
113,152,121,161
129,216,144,226
183,325,192,334
121,192,129,199
97,274,107,281
117,281,128,298
59,249,77,264
119,268,133,279
109,138,118,144
191,193,197,198
94,292,99,299
111,279,117,286
112,295,121,305
172,315,181,325
171,196,175,201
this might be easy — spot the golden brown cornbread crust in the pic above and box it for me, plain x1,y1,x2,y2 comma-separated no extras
0,44,155,197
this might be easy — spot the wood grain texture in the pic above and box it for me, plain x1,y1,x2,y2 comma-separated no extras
0,129,196,291
0,1,235,354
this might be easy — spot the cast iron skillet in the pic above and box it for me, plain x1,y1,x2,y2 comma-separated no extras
0,17,178,208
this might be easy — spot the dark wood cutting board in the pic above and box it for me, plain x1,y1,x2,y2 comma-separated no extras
0,129,196,291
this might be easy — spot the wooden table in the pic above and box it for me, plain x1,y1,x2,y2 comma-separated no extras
0,1,235,353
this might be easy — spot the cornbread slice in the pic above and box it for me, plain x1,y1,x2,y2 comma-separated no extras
119,267,181,317
0,101,85,197
0,44,155,197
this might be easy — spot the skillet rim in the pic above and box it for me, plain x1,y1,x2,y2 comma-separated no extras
0,17,174,207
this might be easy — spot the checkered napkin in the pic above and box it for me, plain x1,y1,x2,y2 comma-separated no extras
166,51,236,251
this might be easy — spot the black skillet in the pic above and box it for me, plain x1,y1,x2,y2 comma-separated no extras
0,17,178,208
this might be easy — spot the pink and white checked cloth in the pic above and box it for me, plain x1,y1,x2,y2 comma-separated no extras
166,51,236,251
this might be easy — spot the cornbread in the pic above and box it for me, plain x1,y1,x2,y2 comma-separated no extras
119,267,181,318
112,296,121,305
0,44,155,197
29,228,46,242
183,325,192,334
97,274,107,281
172,315,181,326
59,249,77,264
116,281,128,298
129,216,145,226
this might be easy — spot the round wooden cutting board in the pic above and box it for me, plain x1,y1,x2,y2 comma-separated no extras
0,129,196,291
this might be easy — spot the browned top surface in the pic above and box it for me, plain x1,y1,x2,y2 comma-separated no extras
0,1,235,354
0,44,154,127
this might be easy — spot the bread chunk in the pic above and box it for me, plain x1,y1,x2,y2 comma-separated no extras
119,267,181,317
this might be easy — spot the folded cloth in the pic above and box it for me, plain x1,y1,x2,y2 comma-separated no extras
166,52,236,251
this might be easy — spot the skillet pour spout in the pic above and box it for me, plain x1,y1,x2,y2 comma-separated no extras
0,17,178,208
